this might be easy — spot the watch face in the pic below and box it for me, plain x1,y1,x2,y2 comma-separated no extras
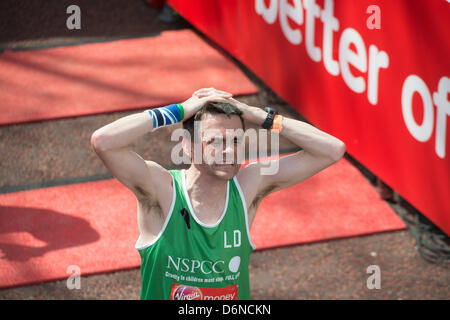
264,107,277,115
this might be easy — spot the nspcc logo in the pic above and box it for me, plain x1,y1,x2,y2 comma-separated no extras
167,255,225,274
166,255,241,274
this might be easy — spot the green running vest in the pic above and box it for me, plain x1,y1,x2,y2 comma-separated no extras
136,169,256,300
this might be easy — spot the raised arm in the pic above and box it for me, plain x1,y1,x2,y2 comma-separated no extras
232,97,346,201
90,111,164,201
90,90,233,202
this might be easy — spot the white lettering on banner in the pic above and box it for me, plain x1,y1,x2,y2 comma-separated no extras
255,0,389,106
339,28,367,93
320,0,339,76
402,75,434,143
280,0,303,45
402,76,450,159
255,0,278,24
368,45,389,105
433,77,450,159
304,0,321,62
255,0,447,159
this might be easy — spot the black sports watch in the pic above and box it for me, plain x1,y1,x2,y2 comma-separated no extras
261,107,278,129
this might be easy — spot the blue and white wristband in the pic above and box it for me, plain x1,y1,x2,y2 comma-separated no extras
146,103,184,131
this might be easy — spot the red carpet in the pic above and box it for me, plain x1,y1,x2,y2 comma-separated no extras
248,156,406,249
0,30,257,126
0,158,406,289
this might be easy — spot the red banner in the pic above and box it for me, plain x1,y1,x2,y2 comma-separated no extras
168,0,450,235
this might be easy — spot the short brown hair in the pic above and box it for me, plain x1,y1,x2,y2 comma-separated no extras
182,102,245,141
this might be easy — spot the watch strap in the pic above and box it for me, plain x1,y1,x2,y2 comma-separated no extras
261,107,278,129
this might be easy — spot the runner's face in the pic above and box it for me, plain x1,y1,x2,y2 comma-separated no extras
197,113,244,180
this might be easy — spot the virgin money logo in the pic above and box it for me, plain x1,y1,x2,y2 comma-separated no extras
172,285,203,300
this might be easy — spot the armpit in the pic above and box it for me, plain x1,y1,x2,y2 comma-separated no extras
135,184,160,209
250,184,277,209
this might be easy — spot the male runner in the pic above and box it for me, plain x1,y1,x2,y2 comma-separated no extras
91,88,345,300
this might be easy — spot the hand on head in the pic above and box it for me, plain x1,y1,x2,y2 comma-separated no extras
192,87,232,99
182,88,234,120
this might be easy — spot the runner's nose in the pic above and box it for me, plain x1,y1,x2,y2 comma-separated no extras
222,144,235,164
